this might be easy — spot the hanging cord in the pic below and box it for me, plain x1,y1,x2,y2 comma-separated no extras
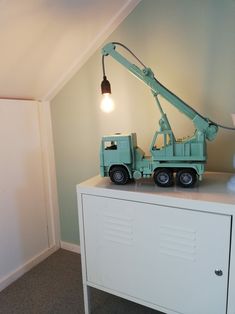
103,42,235,131
102,55,106,77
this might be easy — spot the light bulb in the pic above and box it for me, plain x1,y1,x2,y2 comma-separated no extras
100,94,115,113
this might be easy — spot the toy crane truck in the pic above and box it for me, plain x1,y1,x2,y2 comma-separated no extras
99,42,229,188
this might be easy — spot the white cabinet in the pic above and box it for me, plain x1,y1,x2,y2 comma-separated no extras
77,173,235,314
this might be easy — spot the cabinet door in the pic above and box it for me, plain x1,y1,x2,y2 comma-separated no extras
82,195,231,314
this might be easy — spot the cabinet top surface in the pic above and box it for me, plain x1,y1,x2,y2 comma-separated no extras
78,172,235,207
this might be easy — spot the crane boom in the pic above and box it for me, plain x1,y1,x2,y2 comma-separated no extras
102,42,218,141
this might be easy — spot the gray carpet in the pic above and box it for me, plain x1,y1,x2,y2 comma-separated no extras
0,249,163,314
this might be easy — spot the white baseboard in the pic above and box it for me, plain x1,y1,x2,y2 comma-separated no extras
0,245,59,292
60,241,80,254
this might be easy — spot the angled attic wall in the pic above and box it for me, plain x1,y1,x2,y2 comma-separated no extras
0,0,140,100
44,0,141,101
51,0,235,244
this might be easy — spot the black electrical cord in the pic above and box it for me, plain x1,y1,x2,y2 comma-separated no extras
103,42,235,131
102,55,106,77
102,42,146,76
212,122,235,131
155,77,235,130
111,42,147,68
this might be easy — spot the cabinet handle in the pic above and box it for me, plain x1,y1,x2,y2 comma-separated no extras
215,269,223,276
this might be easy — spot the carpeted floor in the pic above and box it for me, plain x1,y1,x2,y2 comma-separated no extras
0,249,163,314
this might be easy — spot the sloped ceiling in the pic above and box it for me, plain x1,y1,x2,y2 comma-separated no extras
0,0,140,101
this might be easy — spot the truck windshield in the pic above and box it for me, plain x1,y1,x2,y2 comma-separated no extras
104,141,117,150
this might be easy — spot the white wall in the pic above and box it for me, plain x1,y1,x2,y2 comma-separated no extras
0,99,59,291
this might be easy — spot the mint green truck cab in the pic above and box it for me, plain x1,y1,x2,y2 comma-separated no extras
100,133,139,183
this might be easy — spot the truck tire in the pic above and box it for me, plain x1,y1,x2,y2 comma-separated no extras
110,166,129,185
176,169,197,188
153,168,174,187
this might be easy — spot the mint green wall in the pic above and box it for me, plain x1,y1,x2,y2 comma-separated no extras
51,0,235,245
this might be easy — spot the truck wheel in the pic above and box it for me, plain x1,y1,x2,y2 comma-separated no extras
153,168,174,187
110,166,129,185
176,169,197,188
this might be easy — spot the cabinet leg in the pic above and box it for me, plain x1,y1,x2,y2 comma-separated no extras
83,284,91,314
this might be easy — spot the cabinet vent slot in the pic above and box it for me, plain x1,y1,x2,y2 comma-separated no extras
159,225,196,261
102,213,134,246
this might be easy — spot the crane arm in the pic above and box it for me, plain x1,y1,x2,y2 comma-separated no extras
102,42,218,141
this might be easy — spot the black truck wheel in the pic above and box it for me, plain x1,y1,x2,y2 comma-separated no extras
153,168,174,187
110,166,129,185
176,169,197,188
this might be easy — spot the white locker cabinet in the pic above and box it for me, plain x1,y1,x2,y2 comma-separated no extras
77,173,235,314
